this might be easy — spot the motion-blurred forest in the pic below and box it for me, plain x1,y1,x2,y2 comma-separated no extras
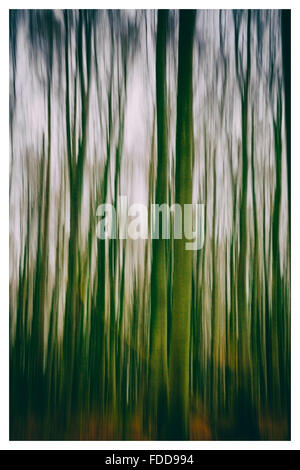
9,9,290,440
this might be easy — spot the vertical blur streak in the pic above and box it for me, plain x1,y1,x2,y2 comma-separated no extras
9,9,290,440
149,9,169,439
169,10,196,440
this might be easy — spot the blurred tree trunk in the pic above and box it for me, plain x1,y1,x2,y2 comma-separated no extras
149,9,169,439
233,10,258,437
281,9,291,435
30,10,55,416
210,148,219,419
63,10,93,421
271,92,283,411
169,9,196,440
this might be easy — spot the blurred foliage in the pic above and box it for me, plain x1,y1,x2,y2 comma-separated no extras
9,9,290,440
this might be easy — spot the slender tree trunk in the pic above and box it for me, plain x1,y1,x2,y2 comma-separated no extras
271,93,283,412
281,9,291,435
63,11,92,423
149,9,169,439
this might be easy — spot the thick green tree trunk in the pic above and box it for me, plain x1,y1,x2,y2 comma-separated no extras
168,10,196,440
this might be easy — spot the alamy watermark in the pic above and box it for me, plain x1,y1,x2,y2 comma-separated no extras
96,196,205,251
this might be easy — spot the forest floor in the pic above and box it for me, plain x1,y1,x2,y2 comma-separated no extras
10,410,289,440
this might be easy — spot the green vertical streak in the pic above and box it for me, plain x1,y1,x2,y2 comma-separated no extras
237,71,249,382
90,65,113,413
281,10,291,435
249,110,264,410
169,10,196,440
30,136,45,415
32,77,52,420
233,11,258,438
210,149,218,421
199,129,208,406
149,9,169,439
262,165,271,409
46,184,63,424
63,11,92,424
228,138,238,395
271,93,283,412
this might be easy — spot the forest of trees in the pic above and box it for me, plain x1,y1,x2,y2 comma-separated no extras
9,9,290,440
